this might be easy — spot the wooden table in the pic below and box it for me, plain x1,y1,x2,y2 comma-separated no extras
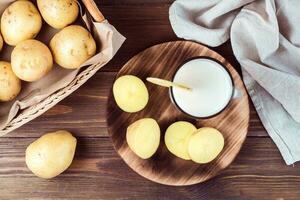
1,1,299,199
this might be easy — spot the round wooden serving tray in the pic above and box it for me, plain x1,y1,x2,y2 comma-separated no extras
107,41,250,186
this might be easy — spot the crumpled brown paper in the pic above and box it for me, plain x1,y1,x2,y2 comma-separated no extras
0,0,125,135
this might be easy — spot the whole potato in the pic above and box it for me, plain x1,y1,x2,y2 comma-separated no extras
25,130,77,179
11,39,53,82
50,25,96,69
1,0,42,46
37,0,79,29
0,61,21,102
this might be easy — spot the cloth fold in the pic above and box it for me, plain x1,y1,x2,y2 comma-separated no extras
170,0,300,165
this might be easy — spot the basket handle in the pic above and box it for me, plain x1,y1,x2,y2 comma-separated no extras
82,0,105,22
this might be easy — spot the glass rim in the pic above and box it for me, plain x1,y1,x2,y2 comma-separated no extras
169,56,235,119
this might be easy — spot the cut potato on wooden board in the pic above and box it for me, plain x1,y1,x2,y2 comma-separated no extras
126,118,160,159
165,121,196,160
37,0,79,29
50,25,96,69
1,0,42,46
113,75,149,113
188,127,224,164
11,39,53,82
25,130,77,179
0,61,21,102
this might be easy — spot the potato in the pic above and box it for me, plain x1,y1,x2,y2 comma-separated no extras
0,61,21,102
37,0,79,29
25,130,77,179
0,33,3,52
113,75,149,113
1,0,42,46
50,25,96,69
126,118,160,159
11,39,53,82
165,121,196,160
188,127,224,164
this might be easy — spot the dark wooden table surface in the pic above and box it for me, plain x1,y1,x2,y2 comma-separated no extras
1,1,300,199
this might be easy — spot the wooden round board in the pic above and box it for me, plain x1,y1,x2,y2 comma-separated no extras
107,41,250,186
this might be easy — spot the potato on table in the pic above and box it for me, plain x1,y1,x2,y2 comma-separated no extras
126,118,160,159
37,0,79,29
113,75,149,113
1,0,42,46
11,39,53,82
165,121,196,160
0,61,21,102
188,127,224,164
50,25,96,69
25,130,77,179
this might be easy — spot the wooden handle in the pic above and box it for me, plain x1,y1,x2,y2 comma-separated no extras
82,0,105,22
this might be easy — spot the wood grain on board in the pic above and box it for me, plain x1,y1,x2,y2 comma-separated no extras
107,41,250,185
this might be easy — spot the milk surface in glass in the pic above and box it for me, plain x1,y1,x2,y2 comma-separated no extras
171,58,233,118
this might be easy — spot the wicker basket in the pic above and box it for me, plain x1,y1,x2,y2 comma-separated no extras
0,0,125,136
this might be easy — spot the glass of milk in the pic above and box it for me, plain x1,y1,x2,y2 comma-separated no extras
170,57,239,119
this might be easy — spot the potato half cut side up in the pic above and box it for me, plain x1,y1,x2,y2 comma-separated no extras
126,118,160,159
188,127,224,164
113,75,149,113
165,121,197,160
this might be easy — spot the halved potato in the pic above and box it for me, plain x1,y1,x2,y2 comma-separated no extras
188,127,224,164
165,121,196,160
126,118,160,159
113,75,149,113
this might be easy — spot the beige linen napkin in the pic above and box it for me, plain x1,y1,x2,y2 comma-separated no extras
170,0,300,165
0,0,125,133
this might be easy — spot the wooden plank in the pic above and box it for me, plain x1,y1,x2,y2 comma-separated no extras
94,5,241,72
0,137,298,200
5,72,266,138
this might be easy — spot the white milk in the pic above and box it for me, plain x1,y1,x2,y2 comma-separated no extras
171,58,233,118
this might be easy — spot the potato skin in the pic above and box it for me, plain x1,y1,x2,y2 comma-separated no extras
11,39,53,82
25,130,77,179
1,0,42,46
37,0,79,29
0,61,21,102
0,33,3,52
50,25,96,69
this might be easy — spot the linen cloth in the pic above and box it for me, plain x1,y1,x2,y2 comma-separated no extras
169,0,300,165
